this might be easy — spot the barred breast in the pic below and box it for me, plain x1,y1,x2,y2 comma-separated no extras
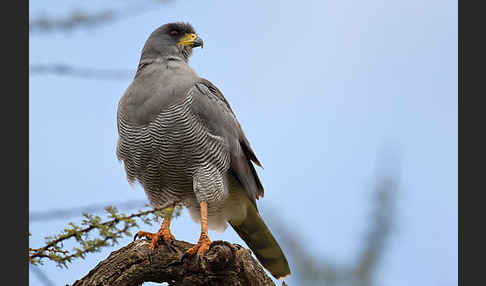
116,85,231,210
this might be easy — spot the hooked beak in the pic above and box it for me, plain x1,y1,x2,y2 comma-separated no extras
177,33,204,48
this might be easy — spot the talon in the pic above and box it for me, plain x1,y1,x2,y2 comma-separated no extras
132,206,177,256
133,228,176,256
185,232,211,258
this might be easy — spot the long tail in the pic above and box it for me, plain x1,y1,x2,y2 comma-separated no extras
229,202,291,280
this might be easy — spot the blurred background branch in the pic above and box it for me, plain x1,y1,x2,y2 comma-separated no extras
29,1,173,34
29,264,55,286
30,200,146,222
29,63,133,80
350,176,396,286
266,171,398,286
29,1,174,81
30,9,116,34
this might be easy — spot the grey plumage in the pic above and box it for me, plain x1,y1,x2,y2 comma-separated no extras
116,22,290,279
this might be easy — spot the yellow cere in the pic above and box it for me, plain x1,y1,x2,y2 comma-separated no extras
177,33,198,47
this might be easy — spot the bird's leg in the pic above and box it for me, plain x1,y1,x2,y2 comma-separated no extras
134,204,176,252
186,201,211,257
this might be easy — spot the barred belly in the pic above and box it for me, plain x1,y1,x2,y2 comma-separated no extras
116,90,232,227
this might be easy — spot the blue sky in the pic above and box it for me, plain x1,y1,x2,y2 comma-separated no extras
29,0,457,285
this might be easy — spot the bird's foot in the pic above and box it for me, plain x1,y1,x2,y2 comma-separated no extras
134,226,177,254
183,232,211,264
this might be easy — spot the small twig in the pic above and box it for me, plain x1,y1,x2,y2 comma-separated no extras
29,205,180,266
30,208,155,259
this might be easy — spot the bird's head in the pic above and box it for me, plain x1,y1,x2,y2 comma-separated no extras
140,22,203,62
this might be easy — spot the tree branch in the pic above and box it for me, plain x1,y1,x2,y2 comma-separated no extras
71,239,276,286
29,206,180,266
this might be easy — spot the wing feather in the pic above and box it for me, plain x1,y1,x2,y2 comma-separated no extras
189,78,264,205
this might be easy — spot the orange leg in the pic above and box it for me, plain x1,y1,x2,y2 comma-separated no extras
186,201,211,257
134,204,176,252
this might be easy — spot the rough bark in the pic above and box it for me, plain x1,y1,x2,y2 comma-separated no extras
71,239,276,286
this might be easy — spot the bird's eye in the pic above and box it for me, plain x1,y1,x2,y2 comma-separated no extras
170,30,179,36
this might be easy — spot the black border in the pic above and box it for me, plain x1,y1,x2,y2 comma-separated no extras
459,0,481,285
3,0,29,284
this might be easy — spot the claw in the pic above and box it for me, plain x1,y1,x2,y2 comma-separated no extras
185,232,211,261
132,204,176,257
133,226,176,256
